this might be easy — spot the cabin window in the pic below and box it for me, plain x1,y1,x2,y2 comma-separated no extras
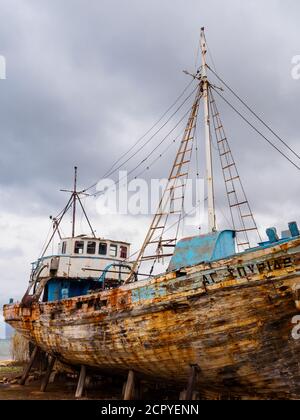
74,241,84,254
109,244,118,257
99,242,107,255
61,241,67,254
120,246,127,259
87,241,96,255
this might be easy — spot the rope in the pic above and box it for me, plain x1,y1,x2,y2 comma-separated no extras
207,66,300,162
127,197,208,264
92,101,197,197
82,81,197,193
211,87,300,171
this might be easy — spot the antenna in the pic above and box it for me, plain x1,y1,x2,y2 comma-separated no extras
72,166,77,237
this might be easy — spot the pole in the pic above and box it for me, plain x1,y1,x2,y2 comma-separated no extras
19,346,39,385
40,356,56,392
200,28,217,232
75,365,87,398
72,166,78,238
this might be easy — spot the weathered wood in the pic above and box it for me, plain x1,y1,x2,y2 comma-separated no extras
40,356,56,392
192,391,199,400
179,390,187,400
123,370,135,400
5,236,300,400
185,365,199,400
19,346,39,386
49,371,56,384
75,365,86,398
121,381,127,399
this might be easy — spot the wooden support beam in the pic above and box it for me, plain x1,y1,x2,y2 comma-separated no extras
179,390,187,400
183,365,199,400
19,346,39,386
75,365,87,399
40,356,56,392
123,370,135,400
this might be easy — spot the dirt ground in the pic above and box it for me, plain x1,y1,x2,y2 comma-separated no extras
0,362,123,400
0,361,181,400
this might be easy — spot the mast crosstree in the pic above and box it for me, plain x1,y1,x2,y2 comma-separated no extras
60,167,96,240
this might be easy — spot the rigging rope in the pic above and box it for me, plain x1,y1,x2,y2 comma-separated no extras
82,81,197,193
211,87,300,171
207,65,300,162
86,129,184,222
39,195,74,259
126,197,209,265
91,102,197,197
203,33,218,74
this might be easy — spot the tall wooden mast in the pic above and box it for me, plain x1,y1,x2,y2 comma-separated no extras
200,27,217,232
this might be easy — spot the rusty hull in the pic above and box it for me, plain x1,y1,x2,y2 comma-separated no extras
4,238,300,399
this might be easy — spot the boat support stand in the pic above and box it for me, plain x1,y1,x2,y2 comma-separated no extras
19,346,40,385
75,365,87,398
180,365,200,400
123,370,141,400
19,345,57,392
40,356,56,392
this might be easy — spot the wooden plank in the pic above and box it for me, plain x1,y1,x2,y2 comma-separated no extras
19,346,39,386
40,356,56,392
124,370,135,400
75,365,87,398
169,172,188,180
4,235,300,400
185,365,199,400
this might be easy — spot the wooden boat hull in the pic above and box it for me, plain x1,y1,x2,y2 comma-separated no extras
4,238,300,399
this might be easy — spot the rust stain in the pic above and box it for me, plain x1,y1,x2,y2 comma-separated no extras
3,237,300,399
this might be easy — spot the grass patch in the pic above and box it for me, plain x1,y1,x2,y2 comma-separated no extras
0,366,23,375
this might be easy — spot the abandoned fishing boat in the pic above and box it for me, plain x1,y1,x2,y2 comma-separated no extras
3,28,300,400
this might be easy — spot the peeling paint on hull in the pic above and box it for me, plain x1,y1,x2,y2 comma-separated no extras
4,238,300,399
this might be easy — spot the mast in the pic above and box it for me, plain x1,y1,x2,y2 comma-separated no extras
60,167,96,239
200,27,217,232
72,166,78,238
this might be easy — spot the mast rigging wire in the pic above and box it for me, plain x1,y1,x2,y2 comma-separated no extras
39,195,74,259
91,101,198,197
41,102,191,257
203,33,218,74
87,129,184,210
104,79,195,173
126,197,208,264
211,87,300,171
82,81,197,193
207,65,300,162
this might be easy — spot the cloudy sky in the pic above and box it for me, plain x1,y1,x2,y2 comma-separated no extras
0,0,300,313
